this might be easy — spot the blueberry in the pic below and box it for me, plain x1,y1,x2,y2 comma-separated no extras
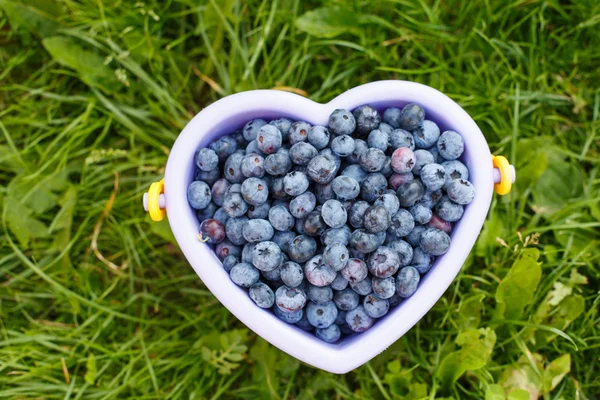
272,230,295,253
294,217,306,235
308,125,331,150
341,164,368,184
348,201,369,229
307,154,337,184
316,324,341,343
187,181,212,209
389,129,415,150
353,105,380,136
209,135,238,162
411,247,435,274
397,180,425,207
447,179,476,205
380,156,394,178
388,293,403,307
375,231,387,247
358,148,385,172
230,262,260,288
306,301,338,328
331,272,349,290
372,277,395,299
360,173,387,202
368,129,389,152
321,226,352,247
420,163,446,191
280,261,304,287
303,210,327,237
264,152,292,176
315,182,335,204
374,193,400,216
195,167,220,187
364,205,391,233
225,216,248,245
304,255,337,287
428,145,442,163
252,241,281,271
269,177,290,200
428,213,453,234
408,204,433,225
196,202,217,221
241,177,269,206
406,225,426,247
435,196,464,222
340,258,368,283
413,120,440,148
413,149,435,176
319,148,342,171
212,179,232,207
295,312,314,331
283,171,309,196
195,148,219,171
273,307,303,324
288,121,311,144
388,209,415,237
215,239,242,260
243,219,274,243
269,117,292,141
268,205,294,231
363,293,389,318
441,160,469,187
262,265,281,281
274,285,307,312
391,147,416,174
437,130,464,160
241,153,265,178
243,118,267,141
329,109,356,136
331,135,355,157
224,152,246,183
288,235,317,263
323,243,349,271
231,129,247,147
349,276,373,296
345,305,374,332
289,192,316,218
321,199,347,228
396,266,420,298
333,287,360,311
245,140,263,156
256,124,282,155
289,142,318,165
383,107,402,128
367,246,400,278
349,229,380,253
222,255,239,272
418,189,443,209
307,284,333,304
229,183,242,193
347,139,369,164
247,202,271,219
249,282,275,308
399,103,425,131
420,228,451,256
388,173,414,190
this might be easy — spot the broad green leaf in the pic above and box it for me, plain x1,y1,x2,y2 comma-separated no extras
485,384,505,400
568,268,588,286
456,294,484,330
0,0,62,37
534,294,584,346
547,282,572,306
507,389,530,400
436,327,496,389
6,200,49,247
405,382,427,399
296,7,360,38
543,354,570,393
495,248,541,320
149,216,177,244
384,360,414,397
50,185,77,232
476,210,506,258
500,354,543,399
85,353,97,385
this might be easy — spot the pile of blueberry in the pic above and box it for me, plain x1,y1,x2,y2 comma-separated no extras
187,103,475,343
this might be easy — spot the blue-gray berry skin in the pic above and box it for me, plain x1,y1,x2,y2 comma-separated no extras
295,312,314,331
240,153,265,178
323,243,349,271
353,105,380,136
243,118,267,141
420,228,451,256
231,129,247,147
269,117,292,140
388,293,403,307
321,199,348,228
341,164,368,184
210,135,238,162
242,243,256,264
447,179,476,205
195,148,219,172
411,247,435,274
349,229,380,253
359,148,386,172
294,217,306,235
348,201,370,229
340,258,368,283
397,180,425,207
367,246,400,278
215,239,242,260
374,193,400,216
307,284,333,304
441,160,469,188
187,181,212,209
195,165,220,186
243,219,274,243
225,216,248,245
196,202,217,221
348,139,369,164
413,120,440,148
245,140,263,156
283,171,309,196
289,192,316,219
241,177,269,205
307,155,337,184
396,266,420,297
306,301,338,328
289,121,311,144
269,177,290,200
316,324,341,343
229,183,242,193
224,152,246,183
413,149,435,176
328,109,356,136
280,261,304,287
230,262,260,288
264,152,292,176
315,182,335,204
350,275,373,295
289,142,318,165
333,287,360,311
361,173,388,202
375,231,387,247
345,305,375,332
383,107,402,128
409,204,433,225
268,205,294,231
364,293,390,318
321,226,352,247
252,241,281,271
335,309,348,325
419,189,443,209
288,235,317,263
428,145,441,163
380,156,394,178
364,205,391,233
257,124,282,154
273,306,303,324
275,285,307,312
437,130,464,160
303,211,327,237
331,272,349,290
389,129,415,150
388,209,415,237
372,276,396,299
368,129,389,152
406,225,427,247
319,148,342,171
420,163,446,191
304,255,337,287
249,282,275,308
331,135,355,157
247,202,271,219
212,179,232,207
436,196,464,222
308,125,331,150
399,103,425,131
222,255,239,273
272,231,295,254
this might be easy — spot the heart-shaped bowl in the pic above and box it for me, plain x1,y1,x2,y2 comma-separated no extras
145,80,514,374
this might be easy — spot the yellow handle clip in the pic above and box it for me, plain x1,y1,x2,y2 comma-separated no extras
492,155,512,195
147,179,166,221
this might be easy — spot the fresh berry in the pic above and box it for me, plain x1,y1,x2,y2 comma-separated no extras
321,199,348,228
304,255,337,287
447,179,476,205
413,120,440,148
345,305,374,332
364,205,391,233
363,293,389,318
289,142,318,165
411,247,435,274
289,192,316,218
287,235,317,263
368,129,389,152
195,148,219,172
252,241,281,271
437,130,464,160
360,173,387,202
341,164,368,184
383,107,402,128
333,287,360,310
331,273,349,290
243,118,267,141
249,282,275,308
275,286,307,312
187,181,212,210
367,246,400,278
372,276,395,299
307,284,333,304
315,324,341,343
435,196,464,222
257,124,282,154
241,177,269,205
329,109,356,135
241,153,265,178
396,266,420,297
308,126,331,150
225,216,248,245
283,171,309,196
408,204,433,225
388,172,414,190
230,262,260,288
270,117,292,140
307,154,337,184
389,129,415,150
274,307,303,324
289,121,311,144
420,228,451,255
420,163,446,191
353,105,380,136
348,201,370,229
340,258,368,283
222,255,239,272
391,147,416,174
264,152,292,176
280,261,304,287
331,135,355,157
399,103,425,130
320,226,352,247
323,243,350,271
397,180,425,207
306,301,338,328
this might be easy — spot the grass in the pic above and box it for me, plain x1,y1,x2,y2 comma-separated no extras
0,0,599,398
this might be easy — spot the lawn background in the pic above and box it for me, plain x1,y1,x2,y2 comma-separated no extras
1,0,599,399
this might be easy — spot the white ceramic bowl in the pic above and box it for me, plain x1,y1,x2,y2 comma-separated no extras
147,80,514,374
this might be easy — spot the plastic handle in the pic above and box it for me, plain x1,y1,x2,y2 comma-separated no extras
144,179,166,221
492,156,514,195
